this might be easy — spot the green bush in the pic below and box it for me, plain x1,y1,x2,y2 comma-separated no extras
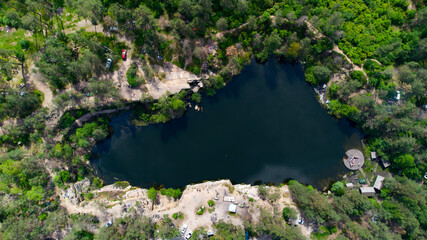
313,66,332,84
114,181,130,189
84,192,94,200
126,64,144,86
196,206,205,215
331,182,345,196
18,40,30,50
172,212,184,219
92,177,103,189
191,93,202,103
350,71,367,85
160,188,182,200
53,170,70,187
282,207,298,221
208,200,215,207
38,212,48,221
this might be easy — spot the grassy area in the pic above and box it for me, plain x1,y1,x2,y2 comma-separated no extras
0,29,26,50
311,226,338,239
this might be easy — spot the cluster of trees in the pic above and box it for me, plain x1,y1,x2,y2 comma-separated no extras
0,148,64,240
35,33,112,89
0,108,47,145
0,88,42,119
0,0,426,239
289,179,427,239
126,63,145,86
243,209,306,240
134,91,187,124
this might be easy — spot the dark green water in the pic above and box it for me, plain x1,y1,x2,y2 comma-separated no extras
91,59,363,188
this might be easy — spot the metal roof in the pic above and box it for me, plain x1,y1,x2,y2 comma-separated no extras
373,175,385,190
228,203,237,213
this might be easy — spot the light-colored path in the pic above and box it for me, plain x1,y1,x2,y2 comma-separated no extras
359,168,371,185
27,63,53,108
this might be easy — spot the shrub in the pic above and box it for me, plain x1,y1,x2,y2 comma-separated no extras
172,212,184,219
160,188,182,200
191,93,202,103
331,181,345,196
282,207,298,221
92,177,103,189
19,40,30,50
126,64,144,86
85,192,94,200
258,185,268,199
208,200,215,207
313,66,332,84
38,212,48,221
196,206,205,215
114,181,130,189
350,71,367,85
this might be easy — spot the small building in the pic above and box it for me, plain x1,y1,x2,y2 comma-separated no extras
381,159,391,169
371,152,377,160
223,196,235,202
228,203,237,213
359,187,376,197
374,175,385,191
346,183,354,189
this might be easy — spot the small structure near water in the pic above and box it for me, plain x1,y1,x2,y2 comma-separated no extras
371,152,377,160
360,187,376,197
343,149,365,170
380,159,391,169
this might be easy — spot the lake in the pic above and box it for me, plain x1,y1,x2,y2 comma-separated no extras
91,58,363,188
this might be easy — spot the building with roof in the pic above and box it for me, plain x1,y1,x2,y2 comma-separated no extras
374,175,385,191
346,183,354,189
228,203,237,213
359,187,376,197
380,159,391,169
371,152,377,160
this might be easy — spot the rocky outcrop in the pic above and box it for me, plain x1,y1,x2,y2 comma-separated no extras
59,179,312,237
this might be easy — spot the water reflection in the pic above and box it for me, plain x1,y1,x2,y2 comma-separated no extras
92,58,364,189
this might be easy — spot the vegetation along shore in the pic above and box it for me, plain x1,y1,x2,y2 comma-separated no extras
0,0,425,239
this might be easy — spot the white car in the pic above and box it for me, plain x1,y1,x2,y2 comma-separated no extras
180,224,187,235
185,231,192,239
106,58,112,69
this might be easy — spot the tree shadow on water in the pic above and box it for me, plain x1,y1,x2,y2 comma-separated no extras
160,114,189,143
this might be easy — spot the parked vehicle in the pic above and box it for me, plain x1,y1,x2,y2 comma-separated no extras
185,231,192,239
122,49,127,60
180,224,187,235
105,220,112,227
106,58,112,69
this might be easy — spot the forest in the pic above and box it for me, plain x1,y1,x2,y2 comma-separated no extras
0,0,426,239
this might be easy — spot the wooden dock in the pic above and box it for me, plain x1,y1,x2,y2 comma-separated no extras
343,149,365,170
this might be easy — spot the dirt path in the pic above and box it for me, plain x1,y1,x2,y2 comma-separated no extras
66,20,200,101
359,168,371,185
304,20,369,79
27,63,53,108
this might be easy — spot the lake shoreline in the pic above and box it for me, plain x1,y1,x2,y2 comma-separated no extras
90,58,364,190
